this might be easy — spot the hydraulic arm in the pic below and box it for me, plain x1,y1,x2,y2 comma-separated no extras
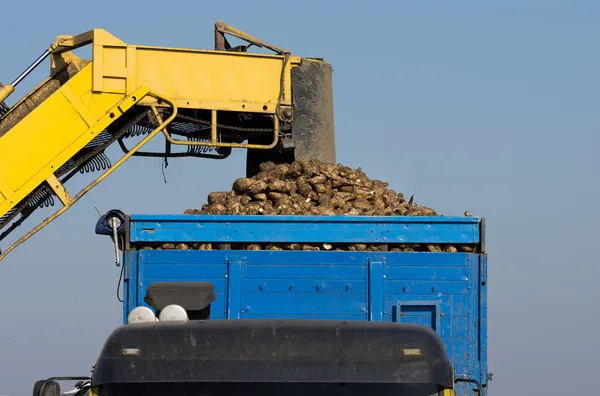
0,21,335,261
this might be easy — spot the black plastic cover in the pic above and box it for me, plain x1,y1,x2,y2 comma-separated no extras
92,319,453,387
100,381,444,395
143,282,216,311
94,210,127,236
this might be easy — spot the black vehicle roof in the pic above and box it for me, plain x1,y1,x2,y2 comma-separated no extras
92,319,452,388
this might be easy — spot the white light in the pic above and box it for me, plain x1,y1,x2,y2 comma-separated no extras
158,304,188,322
127,306,157,324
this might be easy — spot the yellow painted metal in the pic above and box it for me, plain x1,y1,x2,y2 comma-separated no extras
0,28,296,209
46,174,71,205
151,105,281,150
0,175,11,203
0,25,321,261
133,46,296,110
0,83,14,103
50,28,297,110
0,90,177,262
0,64,136,215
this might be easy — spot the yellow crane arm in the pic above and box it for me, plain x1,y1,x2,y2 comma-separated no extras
0,21,335,261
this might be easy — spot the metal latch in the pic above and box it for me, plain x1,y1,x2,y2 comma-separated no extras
108,216,122,266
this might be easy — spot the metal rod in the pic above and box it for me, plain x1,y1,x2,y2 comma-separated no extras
11,49,51,87
110,217,121,266
211,110,217,144
454,378,484,394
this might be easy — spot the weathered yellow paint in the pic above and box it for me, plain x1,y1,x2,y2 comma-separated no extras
46,174,71,205
0,88,175,262
0,83,14,103
0,25,328,261
0,78,145,217
0,30,290,215
134,46,296,110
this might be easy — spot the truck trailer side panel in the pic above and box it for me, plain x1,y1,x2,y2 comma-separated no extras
117,215,488,395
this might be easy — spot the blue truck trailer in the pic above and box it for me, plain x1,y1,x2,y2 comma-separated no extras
34,212,489,396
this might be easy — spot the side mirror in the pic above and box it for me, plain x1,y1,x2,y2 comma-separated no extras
32,379,60,396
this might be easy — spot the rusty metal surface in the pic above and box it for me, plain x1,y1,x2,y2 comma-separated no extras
245,59,336,177
0,59,90,139
290,59,336,164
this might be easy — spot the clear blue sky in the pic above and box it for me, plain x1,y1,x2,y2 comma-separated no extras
1,1,599,395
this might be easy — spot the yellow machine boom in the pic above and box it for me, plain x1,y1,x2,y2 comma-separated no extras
0,21,335,261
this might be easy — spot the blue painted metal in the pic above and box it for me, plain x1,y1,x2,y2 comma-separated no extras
395,300,441,334
110,214,488,395
128,214,481,244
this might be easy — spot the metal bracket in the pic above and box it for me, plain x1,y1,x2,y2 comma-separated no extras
150,105,281,151
454,378,484,394
214,20,288,55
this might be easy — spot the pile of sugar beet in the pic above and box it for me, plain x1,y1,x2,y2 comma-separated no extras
143,160,474,253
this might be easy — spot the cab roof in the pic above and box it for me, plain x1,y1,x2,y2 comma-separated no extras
92,319,453,387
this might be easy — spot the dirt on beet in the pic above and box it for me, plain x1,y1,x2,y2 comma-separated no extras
141,160,475,253
186,159,437,217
